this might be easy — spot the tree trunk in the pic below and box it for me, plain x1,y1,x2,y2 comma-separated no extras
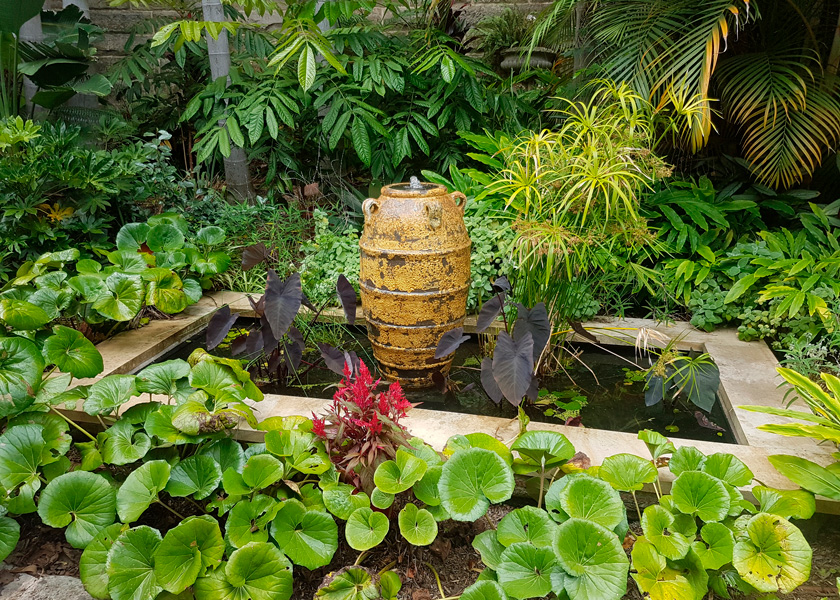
201,0,254,202
18,14,43,114
828,4,840,76
573,1,589,74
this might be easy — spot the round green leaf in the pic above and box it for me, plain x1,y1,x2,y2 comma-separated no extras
226,495,277,548
80,523,126,599
460,580,508,600
166,455,222,500
107,250,148,274
373,447,427,494
511,431,574,467
0,424,45,490
194,541,293,600
199,438,245,474
641,505,691,561
630,536,696,600
496,542,559,599
0,298,51,330
753,486,815,520
599,453,657,492
196,226,225,246
669,447,706,476
37,471,116,548
42,325,104,379
0,336,44,413
671,471,730,522
701,453,753,487
398,502,438,546
8,412,70,464
439,448,515,521
314,566,377,600
147,224,185,252
445,433,514,466
76,259,102,274
271,498,338,568
92,273,144,322
473,529,506,571
154,515,225,594
143,268,188,314
691,522,734,570
0,516,20,562
102,419,152,466
496,506,557,548
554,518,629,600
323,483,370,520
116,223,150,251
107,526,163,600
242,453,285,490
413,465,442,506
556,474,625,530
345,507,389,551
117,460,171,523
732,513,811,593
84,374,138,415
371,487,395,509
135,359,192,400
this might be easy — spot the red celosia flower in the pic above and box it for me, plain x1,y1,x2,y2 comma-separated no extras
312,416,326,437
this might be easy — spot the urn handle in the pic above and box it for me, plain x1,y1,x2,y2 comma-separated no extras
452,191,467,213
362,198,380,221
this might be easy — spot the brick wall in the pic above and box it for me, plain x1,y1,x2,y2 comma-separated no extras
44,1,551,72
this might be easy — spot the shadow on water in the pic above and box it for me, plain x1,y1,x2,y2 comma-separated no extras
155,322,736,444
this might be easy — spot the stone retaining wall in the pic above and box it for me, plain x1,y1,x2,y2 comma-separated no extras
43,0,552,73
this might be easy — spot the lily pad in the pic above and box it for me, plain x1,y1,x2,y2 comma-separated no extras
37,471,116,548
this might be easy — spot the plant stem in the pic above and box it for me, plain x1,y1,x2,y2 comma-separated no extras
537,462,545,509
353,550,367,566
183,496,208,514
424,562,447,600
50,407,97,442
631,490,643,523
377,561,396,575
156,499,186,520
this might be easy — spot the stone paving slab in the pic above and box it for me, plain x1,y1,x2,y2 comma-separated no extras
0,574,93,600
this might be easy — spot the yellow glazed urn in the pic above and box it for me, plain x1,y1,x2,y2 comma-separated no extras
359,178,471,388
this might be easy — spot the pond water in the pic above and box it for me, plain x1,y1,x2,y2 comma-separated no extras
153,321,736,445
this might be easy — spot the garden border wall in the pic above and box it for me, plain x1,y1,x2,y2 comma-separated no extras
59,291,840,513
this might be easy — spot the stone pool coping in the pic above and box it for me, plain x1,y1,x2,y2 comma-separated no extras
60,291,839,513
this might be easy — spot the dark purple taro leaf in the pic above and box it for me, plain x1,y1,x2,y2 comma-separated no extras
264,270,302,339
246,330,264,355
694,411,726,432
301,293,317,312
283,339,303,372
481,357,503,405
432,371,447,393
570,321,597,343
268,348,283,374
462,383,476,393
230,334,248,356
336,274,357,325
492,276,511,294
248,294,265,317
513,303,551,361
476,295,503,333
319,343,345,375
261,315,277,350
344,351,360,377
288,326,304,346
242,243,273,271
525,376,540,401
434,327,470,359
206,305,240,351
492,331,534,406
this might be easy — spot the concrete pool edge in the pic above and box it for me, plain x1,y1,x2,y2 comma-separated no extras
62,291,838,513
